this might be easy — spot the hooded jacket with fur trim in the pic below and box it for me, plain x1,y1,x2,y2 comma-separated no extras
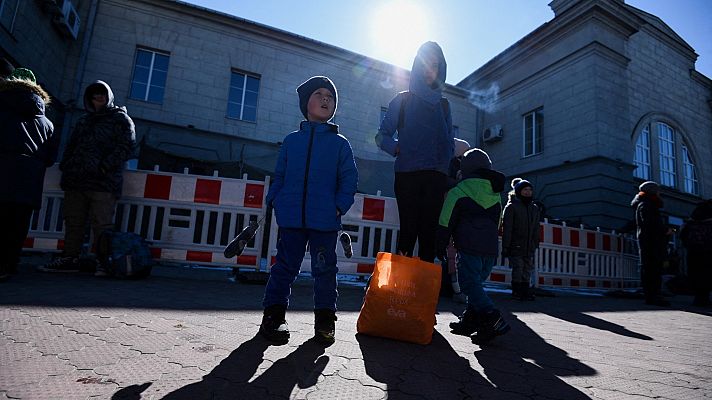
0,78,58,207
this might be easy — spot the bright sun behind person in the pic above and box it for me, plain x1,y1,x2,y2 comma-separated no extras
370,0,431,70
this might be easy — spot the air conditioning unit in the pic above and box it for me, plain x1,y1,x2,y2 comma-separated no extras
482,125,503,143
53,0,80,39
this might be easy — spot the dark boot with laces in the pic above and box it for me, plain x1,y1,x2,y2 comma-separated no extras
449,307,479,336
471,309,510,345
314,309,337,344
259,305,289,343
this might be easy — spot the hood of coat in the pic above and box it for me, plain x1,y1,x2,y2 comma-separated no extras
409,41,447,105
631,191,662,209
0,78,51,117
83,80,119,113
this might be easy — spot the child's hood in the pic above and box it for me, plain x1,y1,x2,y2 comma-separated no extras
456,170,505,209
409,41,447,105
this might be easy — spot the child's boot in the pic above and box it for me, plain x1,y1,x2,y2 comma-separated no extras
471,309,510,345
522,284,535,301
449,307,479,336
259,305,289,343
314,309,337,344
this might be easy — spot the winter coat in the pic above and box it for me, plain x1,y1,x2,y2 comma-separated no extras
437,169,505,257
0,78,58,208
266,121,358,231
375,42,454,175
60,81,135,197
631,192,668,260
501,194,541,257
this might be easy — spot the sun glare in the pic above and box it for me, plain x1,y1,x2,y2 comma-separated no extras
370,1,430,70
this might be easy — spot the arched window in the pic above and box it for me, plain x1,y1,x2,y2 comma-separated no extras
632,120,700,195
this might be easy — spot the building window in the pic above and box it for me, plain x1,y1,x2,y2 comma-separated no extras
0,0,19,32
632,121,700,195
657,123,676,187
682,144,698,195
633,125,651,180
523,108,543,157
227,71,260,122
129,48,170,104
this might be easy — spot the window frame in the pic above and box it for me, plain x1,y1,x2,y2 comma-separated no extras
226,70,261,122
129,47,170,104
633,124,651,180
522,108,543,157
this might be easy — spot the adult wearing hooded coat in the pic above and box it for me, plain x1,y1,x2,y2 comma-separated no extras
0,68,58,280
375,41,454,263
631,181,670,306
680,200,712,306
40,81,135,274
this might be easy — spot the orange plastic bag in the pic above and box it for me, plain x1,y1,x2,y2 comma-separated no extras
357,252,442,344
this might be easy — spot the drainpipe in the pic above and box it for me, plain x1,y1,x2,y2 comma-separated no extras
59,0,99,154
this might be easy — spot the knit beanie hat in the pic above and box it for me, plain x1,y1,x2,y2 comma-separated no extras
10,67,36,83
1,57,14,79
453,138,470,158
296,76,338,120
460,148,491,176
639,181,660,195
511,178,533,196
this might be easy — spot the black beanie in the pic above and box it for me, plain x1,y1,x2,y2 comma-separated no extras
460,148,492,177
512,178,533,196
296,76,337,120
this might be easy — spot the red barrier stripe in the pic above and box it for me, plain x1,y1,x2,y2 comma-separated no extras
490,272,505,282
362,198,385,222
23,237,34,248
603,235,611,251
150,247,162,259
237,255,257,265
570,230,580,247
357,263,374,274
194,179,221,204
270,256,277,265
553,278,563,286
586,232,596,249
587,280,596,287
570,279,580,287
553,227,562,245
602,281,611,288
244,183,264,208
539,276,545,284
144,174,172,200
186,251,212,262
57,240,64,250
540,225,544,241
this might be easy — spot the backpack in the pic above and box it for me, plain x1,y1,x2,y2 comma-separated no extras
97,231,154,279
397,91,450,132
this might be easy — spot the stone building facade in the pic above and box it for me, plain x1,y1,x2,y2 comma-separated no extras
2,0,710,231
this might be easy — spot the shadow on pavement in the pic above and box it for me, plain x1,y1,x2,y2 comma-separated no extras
545,310,653,340
358,317,595,399
159,335,327,399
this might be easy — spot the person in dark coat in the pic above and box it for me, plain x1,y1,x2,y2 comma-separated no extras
39,81,135,276
680,199,712,307
0,67,58,281
437,148,510,345
375,41,454,263
260,76,358,345
501,178,541,300
631,181,671,306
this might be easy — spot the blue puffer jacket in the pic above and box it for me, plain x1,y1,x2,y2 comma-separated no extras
266,121,358,231
375,41,454,175
0,78,58,208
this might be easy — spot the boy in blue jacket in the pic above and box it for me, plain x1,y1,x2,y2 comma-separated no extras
260,76,358,344
437,149,510,345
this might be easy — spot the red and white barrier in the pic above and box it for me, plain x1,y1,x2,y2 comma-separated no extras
27,166,640,288
25,166,270,270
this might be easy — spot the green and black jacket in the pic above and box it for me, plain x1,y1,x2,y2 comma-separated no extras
437,169,505,257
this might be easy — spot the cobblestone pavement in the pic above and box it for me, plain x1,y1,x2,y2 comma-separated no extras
1,261,711,400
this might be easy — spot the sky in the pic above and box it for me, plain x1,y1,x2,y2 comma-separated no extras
186,0,712,85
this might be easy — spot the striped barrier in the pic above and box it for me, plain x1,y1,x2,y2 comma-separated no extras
24,165,270,270
26,166,640,288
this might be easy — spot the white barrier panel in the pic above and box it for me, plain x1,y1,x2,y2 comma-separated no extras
24,166,270,270
266,195,640,288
